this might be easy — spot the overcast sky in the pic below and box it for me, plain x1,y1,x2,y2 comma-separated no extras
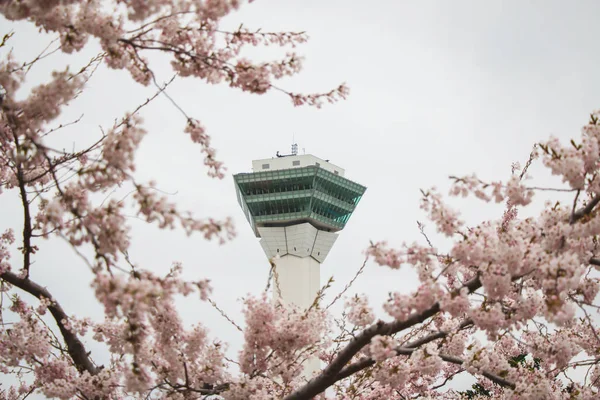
2,0,600,392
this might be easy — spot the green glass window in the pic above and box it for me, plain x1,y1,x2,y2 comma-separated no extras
234,165,366,236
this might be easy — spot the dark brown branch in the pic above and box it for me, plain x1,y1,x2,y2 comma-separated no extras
16,161,33,277
569,190,581,224
571,194,600,224
7,116,34,277
162,379,230,396
283,276,482,400
395,348,515,389
429,369,463,391
315,345,516,397
333,319,474,383
403,319,473,349
0,271,99,375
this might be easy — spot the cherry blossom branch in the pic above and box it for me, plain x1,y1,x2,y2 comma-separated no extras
6,114,34,277
569,190,582,224
417,221,434,248
434,353,515,389
518,144,538,180
0,271,99,375
125,11,195,34
428,369,464,392
393,348,515,389
402,319,473,348
207,297,242,332
284,276,483,400
39,114,84,139
449,175,576,194
0,31,13,48
160,380,230,396
15,154,33,277
333,319,473,383
571,194,600,223
572,300,600,345
9,37,60,75
326,257,367,310
307,276,334,312
329,347,515,397
525,186,577,192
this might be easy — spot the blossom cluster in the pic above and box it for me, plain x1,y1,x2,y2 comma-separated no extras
239,295,326,383
355,113,600,399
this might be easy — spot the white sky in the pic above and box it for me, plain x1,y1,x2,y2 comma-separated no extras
2,0,600,393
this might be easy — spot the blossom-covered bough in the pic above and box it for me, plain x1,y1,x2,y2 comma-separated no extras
0,1,599,399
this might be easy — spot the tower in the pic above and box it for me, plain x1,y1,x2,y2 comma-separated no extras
233,148,366,377
233,148,366,310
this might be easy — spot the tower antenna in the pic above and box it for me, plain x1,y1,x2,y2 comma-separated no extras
291,134,298,156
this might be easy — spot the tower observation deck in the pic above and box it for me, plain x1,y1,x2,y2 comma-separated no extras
233,151,366,309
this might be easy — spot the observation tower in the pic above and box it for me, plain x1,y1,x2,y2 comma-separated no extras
233,145,366,311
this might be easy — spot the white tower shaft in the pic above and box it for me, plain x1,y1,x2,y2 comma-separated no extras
257,223,338,378
271,255,320,310
258,223,337,309
271,255,321,377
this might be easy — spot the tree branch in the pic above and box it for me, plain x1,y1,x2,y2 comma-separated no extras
7,115,34,277
403,319,473,349
16,161,33,277
284,276,482,400
571,194,600,224
301,344,515,399
394,348,515,389
0,271,99,375
332,319,473,383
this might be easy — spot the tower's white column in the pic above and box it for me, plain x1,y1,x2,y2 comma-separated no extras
272,255,320,310
272,255,321,378
257,223,338,379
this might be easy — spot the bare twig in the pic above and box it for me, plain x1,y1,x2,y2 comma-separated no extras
307,276,334,313
519,144,537,181
326,257,367,310
417,221,434,248
207,297,242,332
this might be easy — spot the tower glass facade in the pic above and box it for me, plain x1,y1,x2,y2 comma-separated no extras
234,165,366,236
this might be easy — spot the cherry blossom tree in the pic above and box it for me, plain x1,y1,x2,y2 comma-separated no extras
1,1,600,399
